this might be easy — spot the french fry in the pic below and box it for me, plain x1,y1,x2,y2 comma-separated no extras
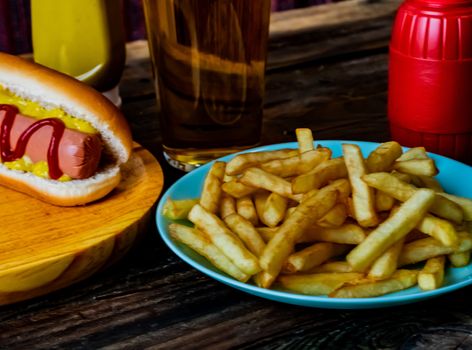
296,128,315,153
260,148,331,177
300,179,351,204
236,196,258,226
199,161,226,214
260,193,288,227
449,251,471,267
302,223,366,244
308,261,354,273
219,193,236,219
222,180,257,199
438,193,472,221
162,198,199,220
283,207,297,222
375,190,395,212
329,270,418,298
393,159,438,177
253,270,277,289
259,187,338,284
416,214,458,248
412,175,444,192
169,224,250,282
391,171,412,183
317,203,347,228
224,213,266,257
240,167,302,201
397,147,428,161
368,238,404,280
418,256,445,291
284,243,350,273
226,149,298,175
326,178,351,202
256,227,278,242
346,188,435,272
343,144,378,227
257,223,366,245
366,141,403,173
405,230,430,242
188,204,260,275
278,272,364,295
254,191,270,219
223,173,237,183
398,232,472,266
292,158,347,194
362,172,463,223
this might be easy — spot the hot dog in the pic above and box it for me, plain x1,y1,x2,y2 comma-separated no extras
0,52,133,206
0,111,102,179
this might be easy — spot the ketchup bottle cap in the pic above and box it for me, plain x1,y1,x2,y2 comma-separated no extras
410,0,472,8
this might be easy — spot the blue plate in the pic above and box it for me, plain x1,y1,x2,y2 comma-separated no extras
156,140,472,309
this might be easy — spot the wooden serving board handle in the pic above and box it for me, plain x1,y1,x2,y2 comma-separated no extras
0,143,164,305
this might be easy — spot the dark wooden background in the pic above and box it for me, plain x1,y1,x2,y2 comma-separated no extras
2,1,472,349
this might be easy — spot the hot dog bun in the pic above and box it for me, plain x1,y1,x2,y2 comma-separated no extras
0,52,133,206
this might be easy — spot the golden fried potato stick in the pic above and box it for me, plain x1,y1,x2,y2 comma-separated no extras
261,193,288,227
416,214,458,248
410,175,444,192
236,196,259,226
368,238,404,280
393,159,438,177
200,161,226,214
362,172,463,223
438,193,472,221
219,193,237,219
346,188,435,272
366,141,402,173
284,243,350,273
308,261,354,273
330,270,418,298
397,147,428,161
259,187,338,284
296,128,315,153
302,223,367,244
222,180,258,199
224,213,266,257
169,224,250,282
226,149,298,175
343,144,378,227
292,158,347,194
240,167,302,201
254,190,270,218
257,223,366,245
278,272,364,295
260,148,331,177
317,203,347,228
418,256,445,291
162,198,199,220
253,270,278,289
188,204,260,275
375,190,395,212
398,232,472,266
449,251,471,267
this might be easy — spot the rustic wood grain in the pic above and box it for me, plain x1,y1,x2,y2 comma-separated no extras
0,144,163,305
2,1,472,349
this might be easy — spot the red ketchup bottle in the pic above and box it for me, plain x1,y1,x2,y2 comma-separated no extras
389,0,472,163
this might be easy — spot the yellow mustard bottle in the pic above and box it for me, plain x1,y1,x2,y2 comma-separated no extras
31,0,126,96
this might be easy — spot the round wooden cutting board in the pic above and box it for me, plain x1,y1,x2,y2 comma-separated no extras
0,143,164,305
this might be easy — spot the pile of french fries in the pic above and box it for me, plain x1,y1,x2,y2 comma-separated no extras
163,129,472,298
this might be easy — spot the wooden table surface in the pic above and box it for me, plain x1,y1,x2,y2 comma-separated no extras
3,1,472,349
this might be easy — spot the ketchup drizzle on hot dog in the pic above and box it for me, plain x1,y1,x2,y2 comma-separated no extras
0,104,65,179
